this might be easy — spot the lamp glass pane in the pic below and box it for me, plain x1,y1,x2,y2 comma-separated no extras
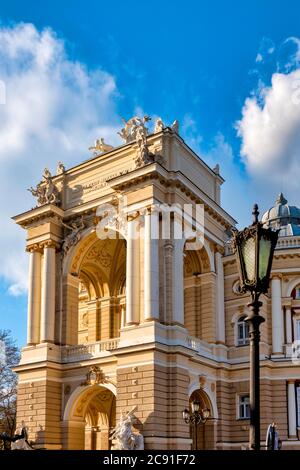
191,401,200,413
241,237,256,282
259,236,272,280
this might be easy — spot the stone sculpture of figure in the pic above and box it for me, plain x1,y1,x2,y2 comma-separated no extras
213,163,220,175
110,407,144,450
56,161,65,175
135,125,153,168
0,421,33,450
89,138,114,155
61,215,85,257
28,168,60,206
118,115,151,143
154,117,165,133
171,119,179,134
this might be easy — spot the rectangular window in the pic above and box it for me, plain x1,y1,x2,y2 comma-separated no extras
297,320,300,341
297,386,300,427
238,395,250,420
237,322,249,346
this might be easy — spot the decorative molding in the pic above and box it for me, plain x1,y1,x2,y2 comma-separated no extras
25,243,42,253
81,366,108,386
39,240,60,250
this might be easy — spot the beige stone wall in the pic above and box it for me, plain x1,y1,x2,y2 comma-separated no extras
116,354,190,450
16,378,62,449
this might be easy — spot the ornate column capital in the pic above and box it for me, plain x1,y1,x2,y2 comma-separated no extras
270,273,282,281
127,211,140,222
26,243,42,253
39,240,60,251
287,379,296,385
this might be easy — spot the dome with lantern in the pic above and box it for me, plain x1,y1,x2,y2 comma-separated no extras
262,193,300,236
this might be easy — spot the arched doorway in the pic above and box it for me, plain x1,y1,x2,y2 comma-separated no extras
189,389,216,450
63,384,116,450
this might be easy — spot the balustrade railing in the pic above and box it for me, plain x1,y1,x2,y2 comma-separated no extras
61,338,120,363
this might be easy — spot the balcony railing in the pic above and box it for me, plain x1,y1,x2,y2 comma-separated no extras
225,235,300,256
185,335,214,357
61,338,120,363
276,236,300,249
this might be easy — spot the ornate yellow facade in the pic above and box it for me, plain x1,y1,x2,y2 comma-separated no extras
13,119,300,449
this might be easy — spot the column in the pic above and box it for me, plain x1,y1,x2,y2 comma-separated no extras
172,240,184,325
40,241,57,343
215,250,225,343
288,380,297,438
87,299,100,342
271,277,283,354
144,209,160,321
125,216,140,325
120,304,126,328
26,246,42,345
285,307,293,345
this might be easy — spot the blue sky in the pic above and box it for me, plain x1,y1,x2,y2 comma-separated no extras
1,0,300,346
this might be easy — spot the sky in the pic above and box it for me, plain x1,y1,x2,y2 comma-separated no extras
1,0,300,345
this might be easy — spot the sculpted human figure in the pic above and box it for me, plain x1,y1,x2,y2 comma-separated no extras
62,215,85,256
110,407,144,450
28,167,60,206
118,115,151,143
56,161,65,175
154,117,164,133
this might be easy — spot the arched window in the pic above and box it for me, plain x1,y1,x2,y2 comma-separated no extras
291,285,300,299
237,315,249,346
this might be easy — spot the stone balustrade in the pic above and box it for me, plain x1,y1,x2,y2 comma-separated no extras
61,338,120,363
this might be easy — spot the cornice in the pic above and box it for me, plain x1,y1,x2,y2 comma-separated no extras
107,163,234,230
12,204,64,228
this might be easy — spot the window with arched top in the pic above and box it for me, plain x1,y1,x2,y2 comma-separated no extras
291,285,300,299
237,315,249,346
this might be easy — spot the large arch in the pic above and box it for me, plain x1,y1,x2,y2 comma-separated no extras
60,227,126,346
183,237,214,339
62,383,116,450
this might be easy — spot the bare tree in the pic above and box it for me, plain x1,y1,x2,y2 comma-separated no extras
0,330,20,439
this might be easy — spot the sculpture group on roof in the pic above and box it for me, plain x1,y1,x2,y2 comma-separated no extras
28,114,181,207
88,115,180,156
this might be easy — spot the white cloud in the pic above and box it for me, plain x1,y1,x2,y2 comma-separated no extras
237,68,300,188
0,23,122,296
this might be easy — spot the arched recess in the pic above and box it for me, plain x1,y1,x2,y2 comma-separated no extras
62,383,116,450
286,277,300,298
60,227,126,346
183,239,212,339
188,387,217,450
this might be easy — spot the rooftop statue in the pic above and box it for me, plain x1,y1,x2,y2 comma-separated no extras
56,161,65,175
28,167,60,206
118,115,151,143
171,119,179,133
89,138,114,155
154,117,165,133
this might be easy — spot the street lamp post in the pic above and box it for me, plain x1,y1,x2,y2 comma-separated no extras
182,401,210,450
232,204,279,451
